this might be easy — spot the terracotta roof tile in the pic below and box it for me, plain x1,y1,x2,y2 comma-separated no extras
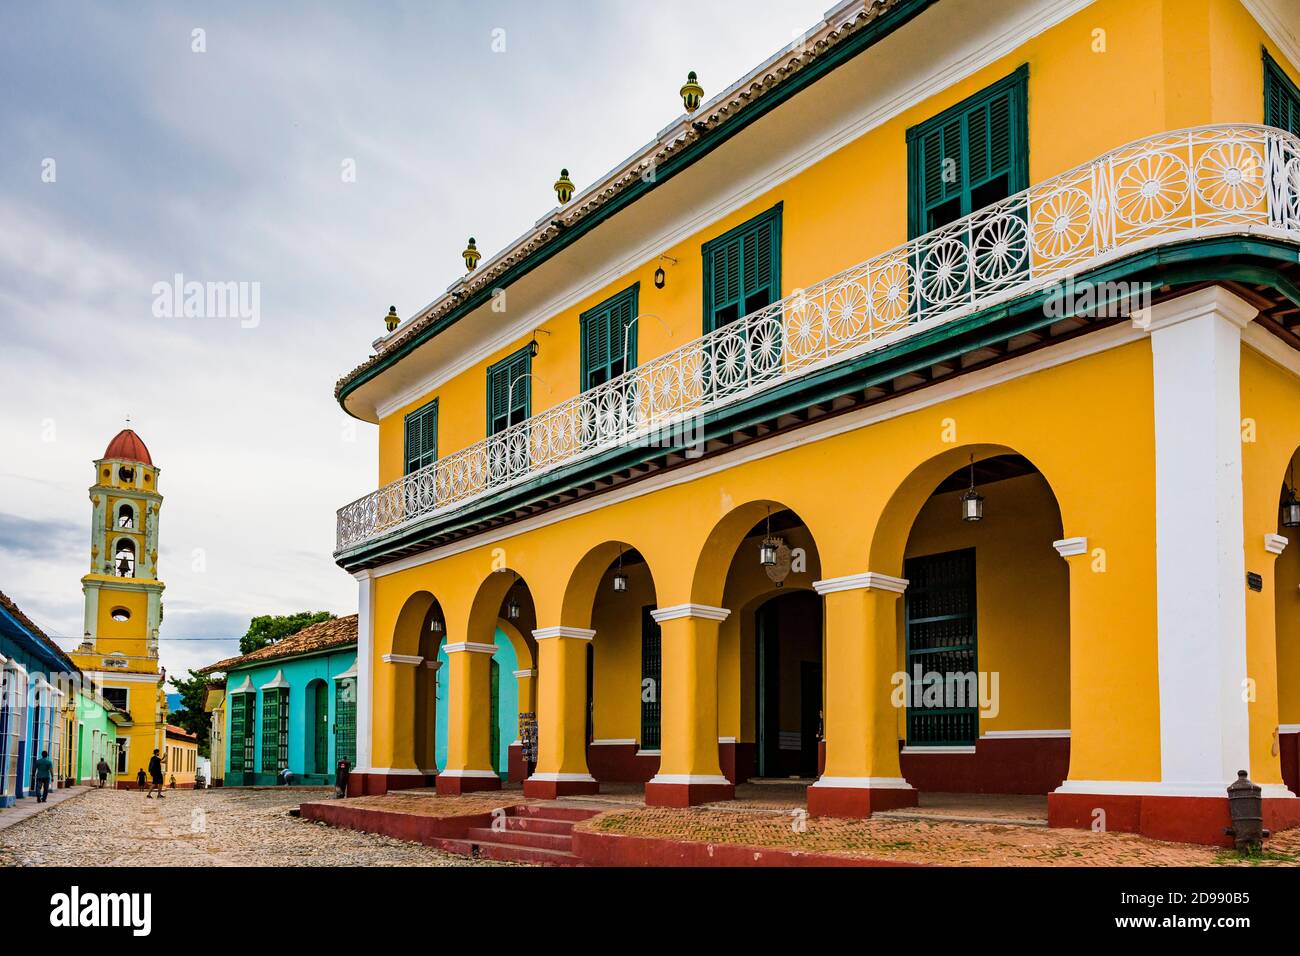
198,614,357,674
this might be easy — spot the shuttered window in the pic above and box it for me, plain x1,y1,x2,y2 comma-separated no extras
907,66,1028,238
640,605,661,750
260,688,288,775
904,548,978,747
1265,51,1300,137
334,679,356,767
486,347,531,436
580,284,639,391
702,205,782,333
403,400,438,475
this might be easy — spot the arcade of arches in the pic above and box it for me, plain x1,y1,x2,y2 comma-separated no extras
350,289,1300,845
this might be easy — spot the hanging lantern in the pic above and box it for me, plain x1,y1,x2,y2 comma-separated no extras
961,455,985,522
507,594,521,620
612,547,629,592
554,168,575,205
429,617,443,634
654,266,666,289
529,334,540,359
1284,463,1300,528
383,305,399,332
462,237,481,272
680,71,704,113
758,507,780,567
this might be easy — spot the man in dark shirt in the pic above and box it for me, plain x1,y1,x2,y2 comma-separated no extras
96,757,110,788
34,750,54,803
145,749,166,799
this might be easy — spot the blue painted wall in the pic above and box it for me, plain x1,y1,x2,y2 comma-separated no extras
0,603,72,807
435,627,518,779
224,647,356,785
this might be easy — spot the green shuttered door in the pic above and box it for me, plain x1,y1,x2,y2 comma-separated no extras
904,548,978,747
703,205,782,333
1265,51,1300,137
486,347,531,436
581,285,638,390
404,400,438,475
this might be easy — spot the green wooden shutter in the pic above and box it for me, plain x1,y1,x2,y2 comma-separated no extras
403,400,438,474
334,679,356,767
1265,51,1300,137
260,690,278,774
580,285,639,391
702,205,782,333
486,347,532,435
907,66,1028,237
229,695,246,773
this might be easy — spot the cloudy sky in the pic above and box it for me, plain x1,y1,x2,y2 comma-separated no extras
0,0,830,686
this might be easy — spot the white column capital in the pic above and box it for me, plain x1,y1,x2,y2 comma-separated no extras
512,668,536,678
443,642,497,655
1264,534,1289,556
812,572,908,595
650,604,730,623
1136,285,1259,333
531,626,595,641
1052,537,1088,558
381,653,423,666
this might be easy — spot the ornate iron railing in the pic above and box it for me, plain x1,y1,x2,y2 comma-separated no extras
338,125,1300,552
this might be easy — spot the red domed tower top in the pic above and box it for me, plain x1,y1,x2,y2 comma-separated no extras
103,428,153,466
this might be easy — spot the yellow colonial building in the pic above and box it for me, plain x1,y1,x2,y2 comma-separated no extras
333,0,1300,844
71,429,171,787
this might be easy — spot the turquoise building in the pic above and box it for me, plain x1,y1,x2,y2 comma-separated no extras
200,616,357,787
434,627,518,780
72,686,128,785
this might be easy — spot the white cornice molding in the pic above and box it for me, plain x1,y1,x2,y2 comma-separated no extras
1242,0,1300,69
259,669,290,690
512,668,536,678
812,572,909,595
368,320,1149,578
1244,322,1300,377
381,653,424,665
364,0,1097,421
1265,533,1289,555
650,604,731,623
531,626,596,642
1135,286,1259,334
980,729,1071,739
443,642,497,655
589,738,636,746
1053,536,1088,558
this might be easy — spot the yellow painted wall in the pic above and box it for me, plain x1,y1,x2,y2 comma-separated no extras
372,0,1294,487
369,337,1162,784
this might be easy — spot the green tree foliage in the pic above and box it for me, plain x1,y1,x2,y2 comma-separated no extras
168,669,213,756
239,611,335,655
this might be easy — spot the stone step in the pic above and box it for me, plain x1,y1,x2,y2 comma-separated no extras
509,804,601,823
444,838,581,866
466,826,571,852
504,816,574,835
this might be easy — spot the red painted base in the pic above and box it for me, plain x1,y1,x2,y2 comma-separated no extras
436,774,502,796
1048,791,1300,847
644,780,735,807
522,777,600,799
806,785,918,818
900,736,1069,794
346,772,436,797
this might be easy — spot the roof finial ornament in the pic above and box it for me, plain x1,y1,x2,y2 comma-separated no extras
462,237,481,272
554,168,575,205
383,305,400,333
680,71,704,113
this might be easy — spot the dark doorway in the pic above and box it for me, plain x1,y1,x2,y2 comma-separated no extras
904,548,978,746
755,590,823,778
311,681,328,775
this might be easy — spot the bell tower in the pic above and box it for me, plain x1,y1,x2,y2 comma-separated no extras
72,428,167,783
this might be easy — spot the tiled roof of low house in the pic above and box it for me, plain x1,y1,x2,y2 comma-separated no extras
0,590,77,672
197,614,358,674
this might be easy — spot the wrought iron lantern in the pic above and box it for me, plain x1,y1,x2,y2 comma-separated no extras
654,265,665,289
554,168,575,205
1283,463,1300,528
961,455,984,522
680,71,704,113
612,547,628,593
506,571,522,620
529,334,540,359
462,237,481,272
383,305,399,332
759,507,779,567
429,616,443,634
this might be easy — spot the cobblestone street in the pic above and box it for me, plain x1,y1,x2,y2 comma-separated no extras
0,787,508,867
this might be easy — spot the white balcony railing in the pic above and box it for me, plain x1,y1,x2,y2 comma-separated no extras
338,125,1300,552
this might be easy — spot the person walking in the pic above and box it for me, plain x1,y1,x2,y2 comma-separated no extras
136,768,146,790
96,757,110,789
33,751,54,803
145,749,167,799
